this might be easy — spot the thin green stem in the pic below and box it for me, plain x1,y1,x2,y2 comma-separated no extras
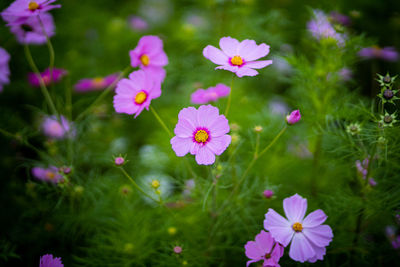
258,125,287,158
150,106,173,137
38,15,55,84
75,66,131,122
224,74,235,116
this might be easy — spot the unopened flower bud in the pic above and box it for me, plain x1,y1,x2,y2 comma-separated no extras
263,189,274,199
286,110,301,125
254,125,263,133
384,115,393,124
151,180,160,189
114,156,125,166
383,75,392,83
383,89,394,100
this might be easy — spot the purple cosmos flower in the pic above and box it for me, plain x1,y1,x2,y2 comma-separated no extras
173,246,182,254
286,110,301,125
32,166,63,184
190,83,230,104
128,16,148,32
264,194,333,263
113,70,161,118
170,105,231,165
203,37,273,77
28,68,66,87
263,189,274,199
42,115,74,140
129,35,168,82
338,67,352,81
244,230,284,267
358,46,399,62
9,12,55,45
307,10,345,46
74,73,119,92
329,11,351,26
39,254,63,267
0,47,11,92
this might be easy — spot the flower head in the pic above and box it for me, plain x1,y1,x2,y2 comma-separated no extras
244,230,284,267
8,12,55,45
39,254,63,267
32,166,63,184
173,246,183,254
114,156,125,166
307,10,345,46
42,115,74,139
190,83,230,104
113,70,161,118
0,47,11,92
129,35,168,82
203,36,273,77
264,194,333,263
170,105,231,165
74,73,119,92
28,68,67,87
129,16,148,32
263,189,274,199
286,110,301,125
358,46,399,62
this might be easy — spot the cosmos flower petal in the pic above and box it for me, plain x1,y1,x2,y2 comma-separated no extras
245,60,273,69
289,233,315,263
236,67,258,77
240,42,270,61
171,136,192,156
197,104,220,127
215,65,238,72
208,115,230,136
302,209,327,228
255,230,274,254
219,36,240,57
264,209,293,246
303,225,333,247
178,107,198,128
174,119,195,137
207,135,231,155
283,194,307,223
203,45,229,65
195,146,215,165
244,241,264,260
307,245,326,263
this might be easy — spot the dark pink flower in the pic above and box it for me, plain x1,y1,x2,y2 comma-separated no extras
39,254,63,267
358,46,399,62
203,36,273,77
32,166,63,184
28,68,66,87
264,194,333,263
286,110,301,125
129,16,148,31
170,105,231,165
263,190,274,199
74,73,119,92
244,230,284,267
0,47,11,92
190,83,230,104
129,35,168,82
9,12,55,45
113,70,161,118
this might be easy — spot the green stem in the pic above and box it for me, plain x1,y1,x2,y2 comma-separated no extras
75,66,131,122
150,106,173,137
224,74,235,116
38,15,55,84
311,133,323,196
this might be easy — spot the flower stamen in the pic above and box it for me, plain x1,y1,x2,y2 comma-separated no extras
134,91,147,104
230,56,243,66
28,1,39,11
140,54,150,66
292,222,303,232
194,129,209,143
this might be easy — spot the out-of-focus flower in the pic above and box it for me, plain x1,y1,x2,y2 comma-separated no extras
203,36,273,77
379,111,397,127
307,10,345,46
0,47,11,92
74,73,119,92
28,68,66,87
329,11,351,26
141,173,173,203
286,110,301,125
128,15,148,32
355,157,378,187
264,194,333,263
244,230,284,267
8,13,55,45
254,125,263,133
139,145,169,169
170,105,231,165
168,226,177,235
263,189,274,199
386,226,400,250
190,83,230,104
346,123,361,136
114,156,125,166
129,35,168,82
173,246,182,254
1,0,60,24
183,179,195,197
269,98,289,116
32,166,63,184
338,67,352,81
113,70,161,118
39,254,63,267
42,115,74,140
358,46,399,62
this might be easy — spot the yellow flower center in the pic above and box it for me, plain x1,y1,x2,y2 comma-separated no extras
92,77,104,88
45,171,55,180
292,222,303,232
230,55,243,66
195,130,209,143
140,54,150,66
151,180,160,189
134,91,147,104
28,1,39,11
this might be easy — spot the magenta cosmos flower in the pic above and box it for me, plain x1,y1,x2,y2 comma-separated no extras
74,73,119,92
191,83,230,104
32,166,63,184
170,105,231,165
307,10,345,46
203,37,273,77
129,35,168,82
42,115,74,139
113,70,161,118
358,46,399,62
264,194,333,263
286,110,301,125
9,13,55,45
0,47,11,92
244,230,284,267
39,254,63,267
28,68,66,87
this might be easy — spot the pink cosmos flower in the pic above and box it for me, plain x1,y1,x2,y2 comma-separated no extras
129,16,149,32
1,0,60,25
173,246,182,254
190,83,230,104
203,37,273,77
9,12,55,45
358,46,399,62
264,194,333,263
28,68,66,87
244,230,284,267
39,254,64,267
74,73,119,92
42,115,74,140
113,70,161,118
170,105,231,165
129,35,168,82
286,110,301,125
32,166,63,184
0,47,11,92
307,10,345,46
